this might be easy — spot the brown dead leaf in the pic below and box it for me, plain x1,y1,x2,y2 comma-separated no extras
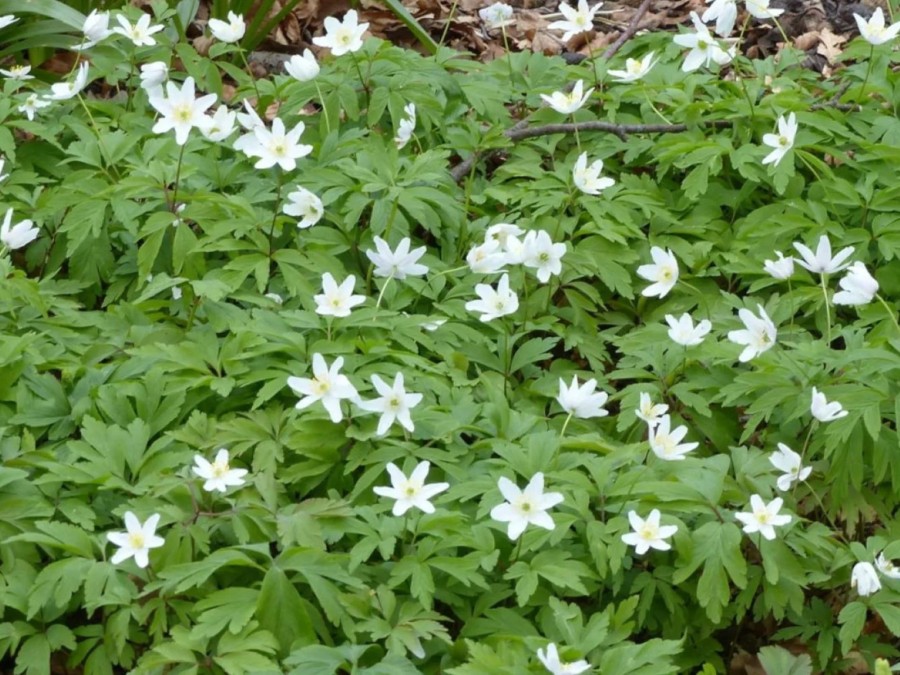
817,27,846,63
192,34,214,56
793,30,820,51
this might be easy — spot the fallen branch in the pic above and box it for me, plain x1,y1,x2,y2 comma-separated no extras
810,82,856,111
602,0,653,60
450,118,732,182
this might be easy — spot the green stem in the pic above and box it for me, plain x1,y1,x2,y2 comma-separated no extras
314,80,331,134
125,44,137,113
374,274,394,313
76,94,116,180
787,277,794,332
804,479,844,538
857,45,875,104
267,169,285,259
571,113,581,150
350,52,371,109
875,293,900,335
170,143,188,213
642,84,671,124
552,411,574,471
500,25,516,89
439,0,459,46
820,273,831,345
238,47,262,102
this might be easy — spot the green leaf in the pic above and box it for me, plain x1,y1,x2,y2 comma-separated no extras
757,645,813,675
256,566,317,655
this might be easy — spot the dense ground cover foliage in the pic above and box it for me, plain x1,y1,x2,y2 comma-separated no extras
1,1,900,673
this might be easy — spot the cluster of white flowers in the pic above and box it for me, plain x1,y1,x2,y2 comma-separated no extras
763,234,880,307
4,1,895,668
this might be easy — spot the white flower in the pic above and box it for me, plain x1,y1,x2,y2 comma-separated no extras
673,12,735,71
200,105,237,142
769,443,811,491
735,494,791,540
282,187,324,228
150,77,217,146
366,236,428,279
0,158,5,183
490,473,564,540
665,313,712,347
521,230,566,283
394,103,416,149
235,99,265,135
606,52,657,83
851,561,882,596
833,262,879,306
727,305,777,362
792,234,854,275
810,387,848,423
312,9,369,56
485,223,524,250
140,61,168,91
284,49,319,81
18,93,51,121
572,152,615,195
745,0,784,20
467,239,509,274
314,273,366,318
286,353,359,423
208,11,246,43
649,415,698,461
0,208,39,250
702,0,737,37
479,2,515,29
621,509,679,555
265,292,284,304
763,251,794,279
0,15,18,30
73,10,111,50
373,461,449,516
875,553,900,580
44,62,90,101
636,246,679,298
761,113,798,167
854,8,900,46
536,643,591,675
0,65,33,81
106,512,165,568
192,448,248,492
547,0,603,42
171,286,183,301
465,273,519,322
112,13,164,47
635,393,668,428
240,117,313,171
557,376,609,419
540,79,594,115
357,373,423,435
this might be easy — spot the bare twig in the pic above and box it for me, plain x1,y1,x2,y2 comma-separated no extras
450,118,732,182
602,0,653,60
810,81,857,111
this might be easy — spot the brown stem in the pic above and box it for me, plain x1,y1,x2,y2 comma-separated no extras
602,0,653,60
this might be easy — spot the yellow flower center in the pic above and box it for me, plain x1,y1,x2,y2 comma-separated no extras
129,532,146,549
174,105,193,123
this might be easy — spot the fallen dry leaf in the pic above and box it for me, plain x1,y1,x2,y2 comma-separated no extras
817,27,846,63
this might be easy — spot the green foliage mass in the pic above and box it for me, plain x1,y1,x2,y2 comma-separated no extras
1,2,900,674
